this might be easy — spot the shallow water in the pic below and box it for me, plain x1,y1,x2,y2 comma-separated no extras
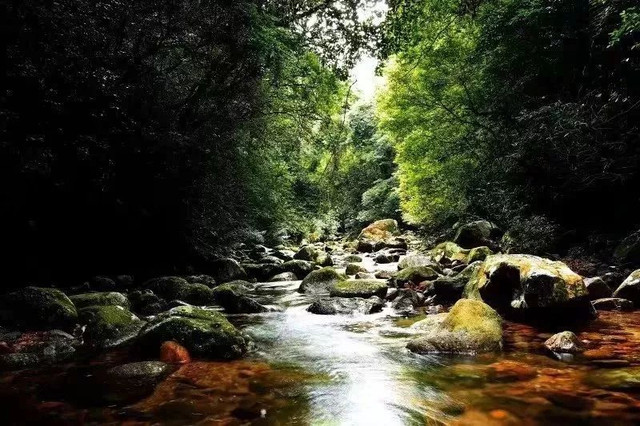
4,274,640,425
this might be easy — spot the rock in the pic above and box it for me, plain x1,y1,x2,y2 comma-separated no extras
103,361,173,403
242,263,284,282
584,277,613,300
315,252,334,267
355,272,377,279
143,276,215,306
259,255,284,265
390,289,423,316
70,292,130,309
0,287,78,331
358,219,399,241
428,262,483,305
356,239,377,253
375,270,393,280
467,246,493,263
298,267,345,295
374,251,400,264
329,279,388,299
78,305,144,348
207,258,247,283
0,353,42,370
407,299,502,354
454,220,503,249
128,290,166,316
612,270,640,305
398,255,441,271
282,260,314,279
87,276,117,291
345,263,368,275
487,360,537,382
160,341,191,364
394,266,440,286
294,245,318,261
211,282,269,314
184,275,217,287
345,255,363,263
464,254,596,324
592,298,634,311
114,275,135,288
410,313,447,331
0,330,77,370
273,249,296,261
613,230,640,265
307,297,384,315
269,272,298,282
544,331,583,354
585,367,640,391
431,242,470,264
137,306,250,359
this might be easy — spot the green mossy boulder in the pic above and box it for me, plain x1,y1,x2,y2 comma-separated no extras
0,287,77,331
407,299,502,355
394,266,440,286
143,276,215,305
431,242,470,264
282,260,315,279
398,255,441,271
70,292,130,309
467,246,493,263
307,297,384,315
358,219,399,241
79,305,144,348
211,281,269,313
464,254,596,324
454,220,502,249
136,306,250,359
298,267,346,295
345,263,368,276
329,279,388,299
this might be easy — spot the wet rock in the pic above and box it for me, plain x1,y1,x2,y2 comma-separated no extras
345,263,368,275
0,330,77,370
467,246,493,263
592,297,634,311
160,341,191,364
544,331,583,355
427,262,483,305
585,367,640,391
273,249,296,261
143,276,215,306
584,277,612,300
282,260,314,279
307,297,384,315
375,270,393,280
464,254,596,324
345,255,363,263
70,292,129,309
454,220,503,249
129,289,166,316
87,276,117,291
0,287,78,332
374,251,400,264
137,306,250,359
269,272,298,282
211,282,269,314
78,305,144,348
407,299,502,354
242,263,284,282
102,361,173,404
431,242,470,264
259,255,284,265
394,266,439,286
612,270,640,305
329,279,388,299
207,258,247,283
355,272,376,279
184,275,217,287
391,289,423,316
356,239,379,253
298,267,345,295
398,255,441,271
315,252,334,267
293,245,318,261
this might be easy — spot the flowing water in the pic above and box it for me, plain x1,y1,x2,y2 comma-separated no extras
4,263,640,425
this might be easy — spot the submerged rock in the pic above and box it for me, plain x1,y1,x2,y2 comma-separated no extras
544,331,584,354
137,306,250,359
0,287,78,332
143,276,215,306
407,299,502,355
102,361,173,404
329,279,388,299
79,305,144,348
592,297,634,311
307,297,384,315
298,267,345,295
70,292,130,309
585,367,640,391
613,270,640,305
464,254,596,324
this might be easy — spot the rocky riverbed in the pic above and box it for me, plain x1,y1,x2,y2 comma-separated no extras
3,219,640,425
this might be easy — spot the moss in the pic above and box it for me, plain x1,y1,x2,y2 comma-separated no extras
395,266,439,284
0,287,78,331
345,263,367,275
79,305,143,347
442,299,502,339
431,242,470,263
144,276,214,305
298,267,345,294
345,255,363,263
468,246,493,263
70,292,129,309
329,279,388,298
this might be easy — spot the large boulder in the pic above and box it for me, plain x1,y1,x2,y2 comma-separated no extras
430,242,470,264
269,272,298,282
427,262,482,305
0,287,78,332
464,254,596,323
358,219,399,241
407,299,502,355
612,270,640,305
613,230,640,265
584,277,612,301
454,220,503,249
142,277,214,306
398,255,442,272
345,263,368,275
70,292,130,309
137,306,250,359
78,305,144,348
128,290,166,316
298,267,345,295
281,260,315,279
211,281,269,314
592,297,633,311
242,263,284,282
393,266,439,287
307,297,384,315
207,258,247,283
329,279,388,299
293,246,333,267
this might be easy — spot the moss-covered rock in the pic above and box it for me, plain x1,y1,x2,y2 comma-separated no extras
467,246,493,263
428,262,483,305
358,219,399,241
307,297,384,315
430,242,470,264
79,305,144,348
394,266,440,286
613,269,640,305
454,220,503,249
0,287,77,331
345,263,368,276
128,289,166,316
211,281,269,314
242,263,284,282
345,255,363,263
70,292,129,309
136,306,250,359
298,267,345,295
329,279,388,299
464,254,596,324
407,299,502,355
282,260,315,279
142,276,214,305
269,272,298,282
397,255,441,272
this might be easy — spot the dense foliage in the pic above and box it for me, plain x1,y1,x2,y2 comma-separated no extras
380,0,640,255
